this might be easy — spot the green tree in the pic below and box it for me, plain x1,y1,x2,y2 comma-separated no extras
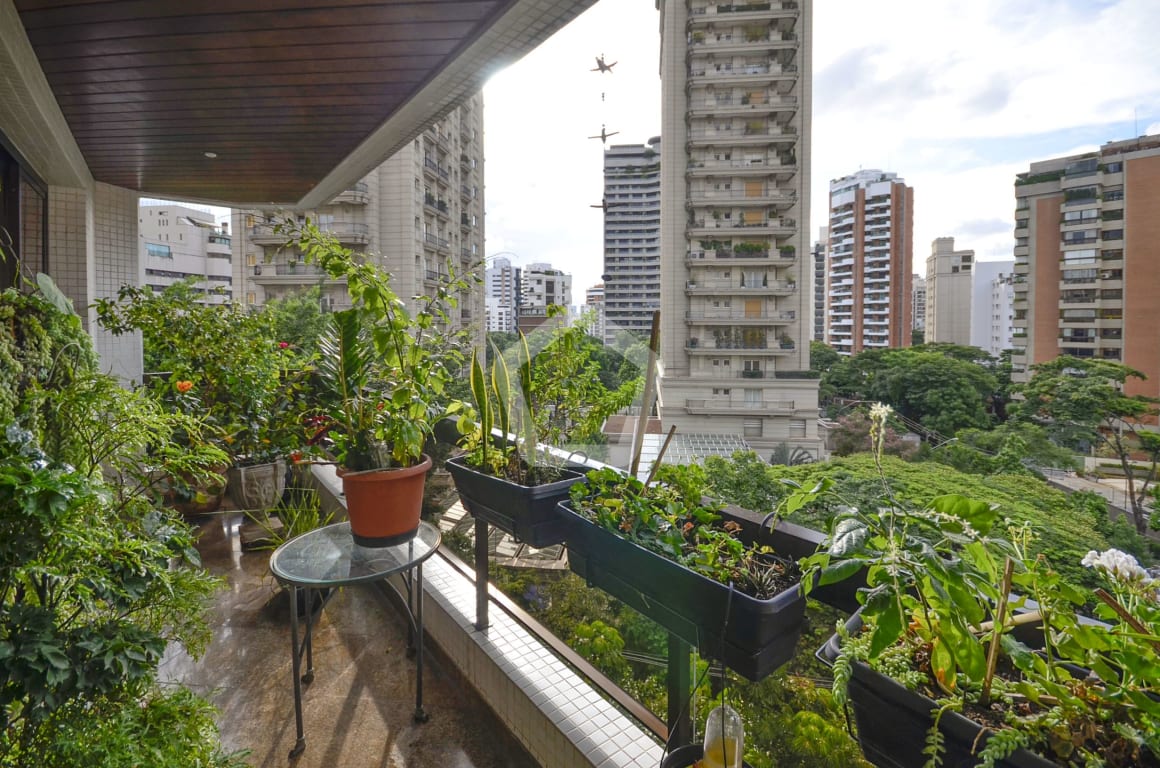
1013,356,1160,534
570,620,628,677
263,287,330,356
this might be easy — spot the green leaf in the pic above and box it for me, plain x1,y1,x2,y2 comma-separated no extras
818,558,865,587
929,494,999,535
829,517,868,557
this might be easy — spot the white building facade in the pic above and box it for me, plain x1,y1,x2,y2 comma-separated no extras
139,204,232,304
925,236,974,346
485,256,518,332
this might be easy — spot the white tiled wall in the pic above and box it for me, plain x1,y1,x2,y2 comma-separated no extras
48,185,90,326
91,182,142,383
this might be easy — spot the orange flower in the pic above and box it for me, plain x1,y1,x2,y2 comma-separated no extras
175,380,193,393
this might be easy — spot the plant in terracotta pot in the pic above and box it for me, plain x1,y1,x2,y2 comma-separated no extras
804,404,1160,768
283,218,471,546
559,463,810,680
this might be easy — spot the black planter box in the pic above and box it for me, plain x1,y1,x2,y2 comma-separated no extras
446,456,586,548
558,500,806,682
819,614,1057,768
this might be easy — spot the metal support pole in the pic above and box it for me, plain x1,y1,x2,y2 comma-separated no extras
474,516,489,630
288,585,306,759
414,562,429,722
667,632,693,748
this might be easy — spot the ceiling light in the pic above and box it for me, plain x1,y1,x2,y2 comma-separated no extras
204,151,218,159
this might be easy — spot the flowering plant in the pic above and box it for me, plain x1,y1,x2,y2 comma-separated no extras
801,403,1160,767
95,281,306,466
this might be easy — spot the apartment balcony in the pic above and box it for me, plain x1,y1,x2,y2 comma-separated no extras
422,157,451,183
424,196,450,220
331,182,370,205
251,262,342,285
250,222,368,246
687,29,798,55
687,217,796,238
686,121,799,149
685,340,796,355
686,157,796,183
687,61,798,88
685,398,796,415
461,184,476,202
687,1,800,25
685,279,796,296
687,93,799,119
685,310,797,325
687,187,797,208
423,232,451,252
686,249,796,267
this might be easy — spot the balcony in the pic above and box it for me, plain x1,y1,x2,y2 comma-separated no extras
685,279,796,295
685,398,796,415
331,182,370,205
423,157,450,182
685,340,796,354
687,1,800,24
687,94,799,118
686,217,796,238
686,123,799,147
685,310,796,325
687,187,797,208
685,248,796,267
250,221,368,246
423,232,450,251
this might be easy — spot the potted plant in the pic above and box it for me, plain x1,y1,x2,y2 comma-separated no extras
285,219,471,547
558,464,808,681
803,404,1160,768
445,333,586,547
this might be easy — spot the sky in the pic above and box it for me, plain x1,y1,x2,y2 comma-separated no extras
482,0,1160,296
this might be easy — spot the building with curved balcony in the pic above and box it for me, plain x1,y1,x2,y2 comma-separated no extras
658,0,820,458
231,95,485,337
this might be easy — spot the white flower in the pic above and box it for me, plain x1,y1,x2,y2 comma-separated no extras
1081,548,1154,587
869,402,893,422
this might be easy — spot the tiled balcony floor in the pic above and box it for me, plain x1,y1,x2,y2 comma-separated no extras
160,510,540,768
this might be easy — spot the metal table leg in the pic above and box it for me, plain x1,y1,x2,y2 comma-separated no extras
414,562,429,723
288,585,306,759
474,517,489,630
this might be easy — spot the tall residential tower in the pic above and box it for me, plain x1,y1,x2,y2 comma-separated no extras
658,0,819,457
925,236,973,346
601,139,662,345
1011,133,1160,395
825,170,913,356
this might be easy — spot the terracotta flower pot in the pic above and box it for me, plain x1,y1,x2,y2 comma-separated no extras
340,454,432,547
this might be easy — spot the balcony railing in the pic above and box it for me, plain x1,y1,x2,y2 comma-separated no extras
424,232,450,249
685,398,796,413
686,280,796,293
685,310,796,322
423,157,450,181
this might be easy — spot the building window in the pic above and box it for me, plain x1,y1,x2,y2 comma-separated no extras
743,418,762,438
789,419,807,438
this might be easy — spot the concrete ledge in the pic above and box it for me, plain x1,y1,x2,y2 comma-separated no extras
310,464,664,768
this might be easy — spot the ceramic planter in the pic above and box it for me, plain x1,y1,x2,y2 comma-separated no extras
557,500,806,681
167,464,228,516
340,454,432,547
227,458,287,511
445,455,585,547
818,614,1058,768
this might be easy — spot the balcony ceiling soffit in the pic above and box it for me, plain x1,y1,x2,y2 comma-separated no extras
14,0,593,206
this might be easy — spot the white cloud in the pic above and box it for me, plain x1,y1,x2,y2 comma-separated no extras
484,0,1160,294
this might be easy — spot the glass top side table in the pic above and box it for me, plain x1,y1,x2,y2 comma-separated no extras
270,521,441,758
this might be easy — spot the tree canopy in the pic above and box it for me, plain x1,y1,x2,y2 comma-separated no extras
1012,356,1160,534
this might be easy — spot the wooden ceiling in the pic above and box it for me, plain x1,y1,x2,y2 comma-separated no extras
13,0,521,205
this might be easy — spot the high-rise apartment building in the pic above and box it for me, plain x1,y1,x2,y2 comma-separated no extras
657,0,820,457
969,259,1013,353
1011,134,1160,395
812,227,827,343
485,256,518,332
825,170,914,356
986,272,1015,358
602,139,661,345
516,262,572,334
140,204,232,303
912,274,927,335
232,96,484,335
925,236,973,345
585,283,607,341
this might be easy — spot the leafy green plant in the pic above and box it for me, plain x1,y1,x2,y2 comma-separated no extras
245,484,333,550
283,218,472,471
568,465,797,599
800,404,1160,767
94,280,301,466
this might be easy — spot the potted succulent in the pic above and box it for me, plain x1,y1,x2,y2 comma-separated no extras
559,463,809,681
285,219,471,546
804,404,1160,768
445,333,586,547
